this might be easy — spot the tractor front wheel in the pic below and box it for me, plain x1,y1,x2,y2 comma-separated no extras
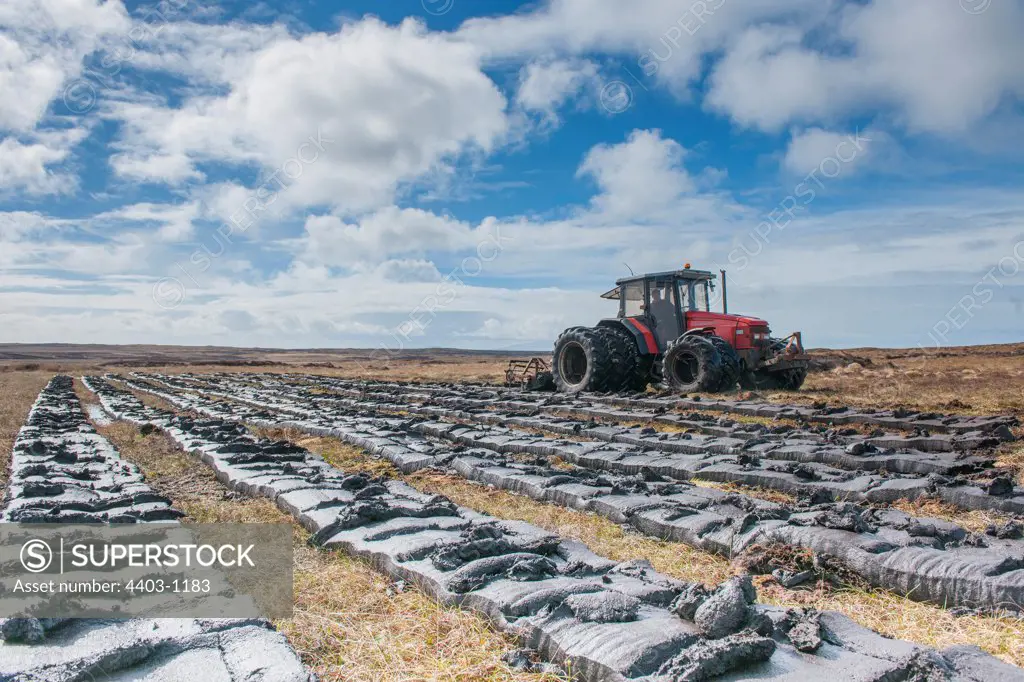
552,327,621,393
661,335,724,393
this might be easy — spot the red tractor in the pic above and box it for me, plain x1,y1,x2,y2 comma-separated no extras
551,266,809,393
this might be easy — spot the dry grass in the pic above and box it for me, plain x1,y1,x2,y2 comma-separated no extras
691,410,881,437
547,457,576,472
890,497,1019,534
689,479,799,506
75,379,101,409
756,581,1024,666
283,544,568,682
100,374,199,415
90,417,562,681
138,356,515,385
252,426,400,480
792,346,1024,418
996,441,1024,484
123,384,184,414
95,421,241,516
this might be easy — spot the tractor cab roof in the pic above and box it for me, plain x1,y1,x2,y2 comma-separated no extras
601,268,716,300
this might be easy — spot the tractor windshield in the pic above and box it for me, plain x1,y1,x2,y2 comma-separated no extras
676,280,691,311
695,280,710,311
677,279,711,312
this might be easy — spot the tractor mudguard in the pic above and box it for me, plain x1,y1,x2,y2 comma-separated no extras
598,318,658,355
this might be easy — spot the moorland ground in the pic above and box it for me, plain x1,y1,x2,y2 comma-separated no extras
3,341,1022,415
2,342,1023,677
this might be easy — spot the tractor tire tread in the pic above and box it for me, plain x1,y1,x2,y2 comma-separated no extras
661,335,725,393
552,327,620,393
596,325,651,392
707,335,741,392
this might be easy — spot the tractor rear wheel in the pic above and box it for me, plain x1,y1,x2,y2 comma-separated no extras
597,325,650,392
661,335,724,393
629,356,654,393
707,335,741,392
552,327,622,393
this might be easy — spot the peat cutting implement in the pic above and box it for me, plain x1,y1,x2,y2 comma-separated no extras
504,357,556,390
549,265,809,394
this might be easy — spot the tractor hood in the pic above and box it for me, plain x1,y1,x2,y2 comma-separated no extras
688,312,769,327
686,311,773,353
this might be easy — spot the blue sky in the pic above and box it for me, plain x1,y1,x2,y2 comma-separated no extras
1,0,1023,351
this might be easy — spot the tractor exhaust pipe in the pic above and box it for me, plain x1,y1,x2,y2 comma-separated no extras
720,269,728,314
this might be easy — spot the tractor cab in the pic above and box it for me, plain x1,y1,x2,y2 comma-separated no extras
601,266,717,350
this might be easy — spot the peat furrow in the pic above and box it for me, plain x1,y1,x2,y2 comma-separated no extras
264,374,1019,440
119,375,450,474
596,393,1020,439
410,417,1024,515
0,375,182,525
138,373,1024,517
277,375,1007,454
82,376,1024,681
271,378,996,475
0,375,313,682
116,375,1024,615
404,406,1023,515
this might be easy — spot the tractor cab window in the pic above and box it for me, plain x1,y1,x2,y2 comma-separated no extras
676,280,693,311
649,281,676,320
676,279,711,312
621,282,644,317
695,280,710,312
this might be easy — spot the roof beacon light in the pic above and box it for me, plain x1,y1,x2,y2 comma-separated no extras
684,263,691,269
